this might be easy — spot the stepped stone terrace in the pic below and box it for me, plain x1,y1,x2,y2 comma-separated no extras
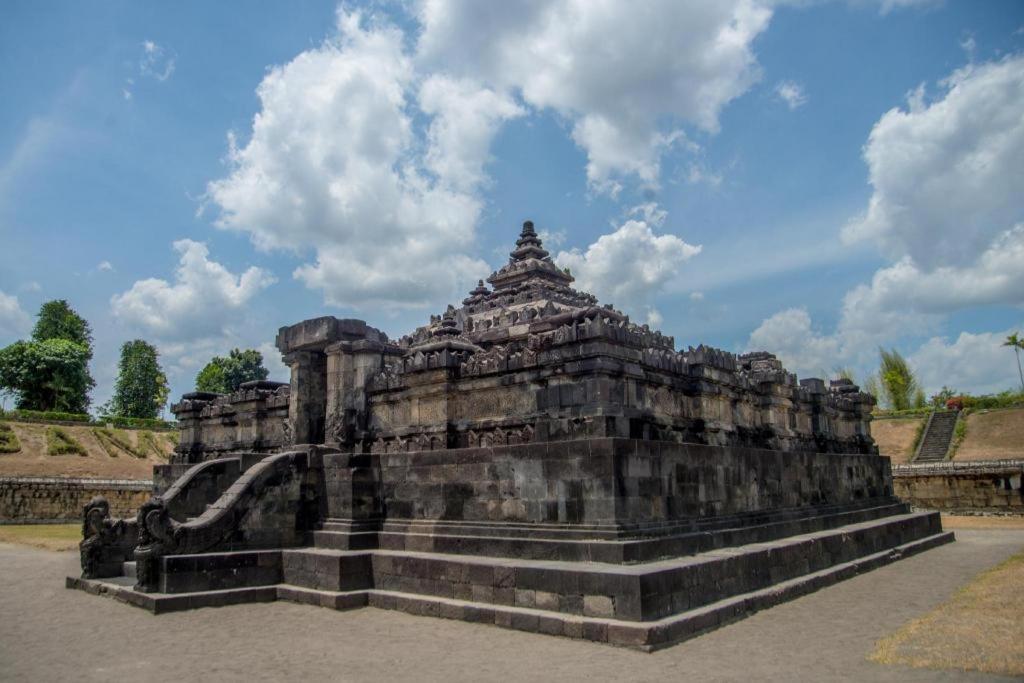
71,220,951,651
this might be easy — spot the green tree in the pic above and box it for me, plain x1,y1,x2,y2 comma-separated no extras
33,299,93,352
195,348,269,394
0,338,94,412
878,347,919,411
1004,332,1024,392
0,300,96,412
109,340,169,419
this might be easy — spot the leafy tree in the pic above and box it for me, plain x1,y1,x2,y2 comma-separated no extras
878,347,919,411
0,300,96,412
109,340,169,419
33,299,93,352
195,348,269,394
0,338,94,412
1004,332,1024,392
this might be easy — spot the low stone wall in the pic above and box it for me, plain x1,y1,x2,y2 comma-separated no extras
0,477,153,524
893,460,1024,514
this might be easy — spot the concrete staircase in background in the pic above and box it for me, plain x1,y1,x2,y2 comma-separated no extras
914,410,960,463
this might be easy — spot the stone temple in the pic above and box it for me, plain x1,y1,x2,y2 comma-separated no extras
71,221,952,650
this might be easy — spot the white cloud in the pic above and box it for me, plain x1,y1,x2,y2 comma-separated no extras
775,80,808,109
420,75,525,192
416,0,772,192
877,0,942,15
911,326,1024,395
110,239,275,341
140,40,176,82
753,54,1024,380
747,308,842,378
555,211,701,323
689,291,705,302
207,10,492,311
97,260,113,272
0,290,32,341
843,55,1024,270
20,281,41,292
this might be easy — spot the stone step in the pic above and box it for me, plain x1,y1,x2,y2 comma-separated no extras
289,511,943,622
275,530,953,651
313,502,912,564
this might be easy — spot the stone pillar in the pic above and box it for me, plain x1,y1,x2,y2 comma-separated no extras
325,340,401,451
284,351,328,445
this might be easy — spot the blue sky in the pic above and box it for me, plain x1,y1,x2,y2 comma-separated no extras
1,0,1023,414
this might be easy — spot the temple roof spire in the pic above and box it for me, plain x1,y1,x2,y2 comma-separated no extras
510,220,550,262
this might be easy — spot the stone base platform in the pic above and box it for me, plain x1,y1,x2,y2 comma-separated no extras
66,511,952,651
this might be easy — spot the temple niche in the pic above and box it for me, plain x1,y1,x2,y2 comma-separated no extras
72,220,950,651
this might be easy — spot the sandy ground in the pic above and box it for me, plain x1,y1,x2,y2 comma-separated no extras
956,409,1024,461
872,417,924,463
0,421,172,479
1,530,1023,682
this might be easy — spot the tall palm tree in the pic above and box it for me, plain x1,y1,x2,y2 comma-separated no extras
1004,332,1024,392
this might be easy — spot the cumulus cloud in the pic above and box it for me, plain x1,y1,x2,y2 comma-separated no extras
0,290,32,340
911,326,1024,395
747,308,842,378
556,208,701,325
97,260,113,272
775,80,808,109
206,10,493,311
748,55,1024,386
843,55,1024,270
110,239,275,341
416,0,772,192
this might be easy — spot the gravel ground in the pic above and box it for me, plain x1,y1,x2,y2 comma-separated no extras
1,530,1022,682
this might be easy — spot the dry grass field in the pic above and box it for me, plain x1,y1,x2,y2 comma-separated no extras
955,408,1024,461
0,421,173,479
872,417,924,463
870,546,1024,676
0,524,80,551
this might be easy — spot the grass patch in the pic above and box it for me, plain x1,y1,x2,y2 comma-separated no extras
137,430,168,460
0,524,80,551
46,427,86,456
870,549,1024,676
909,416,929,456
0,422,21,453
91,427,145,458
949,418,967,457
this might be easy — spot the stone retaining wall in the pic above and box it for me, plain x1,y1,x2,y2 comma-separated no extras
0,477,153,523
892,460,1024,514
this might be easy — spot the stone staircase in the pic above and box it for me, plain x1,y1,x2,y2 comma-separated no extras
68,504,954,650
914,410,960,462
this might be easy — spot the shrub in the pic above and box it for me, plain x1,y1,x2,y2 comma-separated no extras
5,409,91,423
0,423,21,453
100,415,177,431
92,427,146,458
46,427,86,456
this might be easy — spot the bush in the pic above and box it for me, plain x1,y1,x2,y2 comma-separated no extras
0,423,21,453
961,390,1024,411
3,408,91,423
46,427,86,456
98,414,177,431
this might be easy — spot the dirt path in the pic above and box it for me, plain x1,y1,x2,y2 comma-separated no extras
2,530,1023,682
